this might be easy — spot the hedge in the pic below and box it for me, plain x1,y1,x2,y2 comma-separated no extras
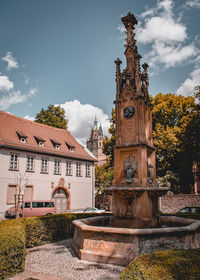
0,219,26,280
0,213,108,279
119,249,200,280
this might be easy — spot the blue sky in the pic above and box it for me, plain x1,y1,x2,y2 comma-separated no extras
0,0,200,143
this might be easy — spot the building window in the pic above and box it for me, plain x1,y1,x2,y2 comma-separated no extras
85,164,91,177
7,185,17,204
41,158,48,173
26,156,34,172
66,162,72,176
76,163,81,176
10,154,18,170
24,185,33,201
54,160,61,175
21,137,26,143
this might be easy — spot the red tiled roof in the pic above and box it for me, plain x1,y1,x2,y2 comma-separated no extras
0,110,95,162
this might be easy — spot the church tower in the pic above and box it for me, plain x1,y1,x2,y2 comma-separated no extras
86,117,106,166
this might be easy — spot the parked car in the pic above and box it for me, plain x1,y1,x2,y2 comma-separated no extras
72,207,106,214
178,207,200,214
4,206,23,218
5,200,56,218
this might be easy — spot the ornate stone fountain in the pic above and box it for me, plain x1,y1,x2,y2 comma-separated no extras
72,12,200,266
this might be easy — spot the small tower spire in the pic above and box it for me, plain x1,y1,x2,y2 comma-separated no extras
93,115,98,130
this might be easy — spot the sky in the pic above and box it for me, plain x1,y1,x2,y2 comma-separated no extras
0,0,200,144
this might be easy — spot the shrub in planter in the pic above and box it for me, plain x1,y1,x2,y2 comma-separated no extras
0,219,26,280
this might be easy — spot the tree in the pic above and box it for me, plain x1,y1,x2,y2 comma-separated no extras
151,93,198,193
95,159,114,194
103,108,116,166
35,104,68,129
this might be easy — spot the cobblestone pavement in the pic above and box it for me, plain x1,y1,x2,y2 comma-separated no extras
16,239,124,280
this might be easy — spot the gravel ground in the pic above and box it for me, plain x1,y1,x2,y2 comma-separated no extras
25,239,124,280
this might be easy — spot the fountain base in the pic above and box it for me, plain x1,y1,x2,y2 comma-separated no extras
72,215,200,266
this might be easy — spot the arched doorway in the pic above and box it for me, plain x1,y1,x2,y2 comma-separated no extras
52,188,68,213
52,178,71,213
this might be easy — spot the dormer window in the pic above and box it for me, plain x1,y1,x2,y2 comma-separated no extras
21,137,26,143
51,139,61,149
34,136,45,147
16,130,27,143
65,141,75,152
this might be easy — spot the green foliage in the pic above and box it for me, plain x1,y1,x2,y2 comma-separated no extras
0,213,103,279
25,214,74,247
151,93,199,193
103,108,116,166
24,213,106,248
157,171,181,193
35,104,68,129
119,249,200,280
0,219,26,280
95,159,114,194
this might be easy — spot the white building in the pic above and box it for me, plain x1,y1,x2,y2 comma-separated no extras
0,110,96,217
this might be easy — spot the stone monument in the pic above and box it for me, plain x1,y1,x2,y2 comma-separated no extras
107,12,168,227
72,12,200,266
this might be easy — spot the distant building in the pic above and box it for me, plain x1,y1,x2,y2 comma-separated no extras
86,117,107,166
0,110,96,217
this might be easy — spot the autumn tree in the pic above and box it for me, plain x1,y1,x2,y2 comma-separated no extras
35,104,68,129
151,93,198,193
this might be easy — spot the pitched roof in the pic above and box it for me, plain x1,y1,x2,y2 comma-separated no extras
0,110,95,162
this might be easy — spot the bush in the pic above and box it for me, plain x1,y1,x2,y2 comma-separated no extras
0,212,108,279
0,219,26,280
24,213,106,248
119,249,200,280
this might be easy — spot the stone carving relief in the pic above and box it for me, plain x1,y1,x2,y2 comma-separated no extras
124,155,137,184
147,162,153,184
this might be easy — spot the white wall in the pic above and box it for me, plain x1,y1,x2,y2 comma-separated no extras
0,148,95,216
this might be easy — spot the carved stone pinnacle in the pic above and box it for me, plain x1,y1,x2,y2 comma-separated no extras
121,12,138,30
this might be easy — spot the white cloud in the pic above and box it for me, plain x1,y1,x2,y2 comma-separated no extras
148,41,197,68
29,88,38,96
2,51,18,71
24,114,35,121
0,91,27,110
184,0,200,8
176,68,200,96
0,76,14,91
136,17,186,44
132,0,200,69
59,100,110,143
117,24,125,34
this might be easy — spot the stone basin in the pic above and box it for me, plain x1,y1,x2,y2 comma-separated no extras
72,215,200,266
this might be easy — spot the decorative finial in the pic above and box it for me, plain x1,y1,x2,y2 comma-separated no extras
142,63,149,71
121,12,138,30
114,58,122,78
114,58,122,66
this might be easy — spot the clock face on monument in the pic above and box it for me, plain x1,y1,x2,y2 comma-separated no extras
123,106,135,118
